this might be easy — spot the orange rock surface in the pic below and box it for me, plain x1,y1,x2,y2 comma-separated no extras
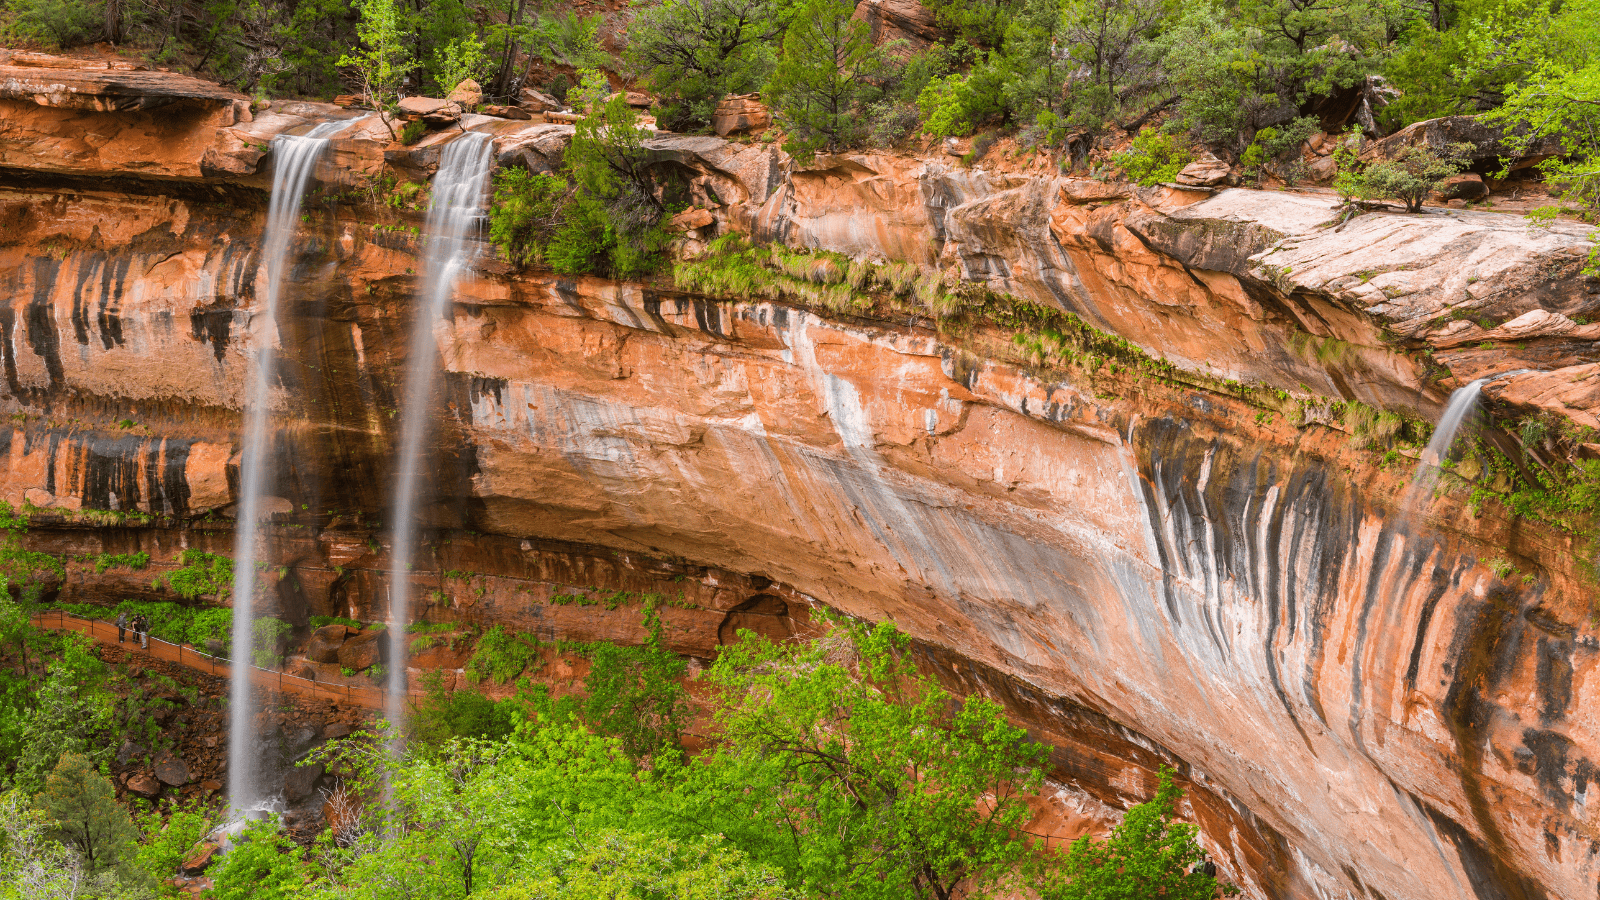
0,61,1597,900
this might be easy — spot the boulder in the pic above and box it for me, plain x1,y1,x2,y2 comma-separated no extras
1362,114,1565,170
305,624,350,663
153,754,192,787
1307,155,1339,183
518,87,559,113
332,94,361,108
852,0,941,52
180,842,219,876
284,762,325,802
397,96,461,125
446,79,482,107
126,773,162,798
481,104,532,120
1437,172,1489,201
116,740,147,766
670,207,717,232
337,629,385,671
712,94,770,137
608,91,652,109
1175,156,1231,187
323,723,356,740
286,660,318,681
1060,179,1132,203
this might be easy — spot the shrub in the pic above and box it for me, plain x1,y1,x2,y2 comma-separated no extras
579,643,689,762
1240,116,1318,183
1334,142,1472,212
917,74,975,138
1112,129,1192,186
464,626,540,685
488,169,573,268
1041,766,1234,900
158,549,232,602
408,671,519,745
6,0,100,48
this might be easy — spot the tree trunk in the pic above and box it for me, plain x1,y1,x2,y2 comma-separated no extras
104,0,123,44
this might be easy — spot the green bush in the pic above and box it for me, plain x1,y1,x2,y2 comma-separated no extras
1112,129,1192,186
408,670,520,745
6,0,101,48
489,72,673,279
578,643,689,762
1042,766,1234,900
1240,116,1318,183
489,168,572,268
1335,142,1472,212
464,625,540,685
157,549,232,602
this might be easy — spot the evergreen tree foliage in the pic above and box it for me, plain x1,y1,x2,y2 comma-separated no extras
36,753,138,875
765,0,880,160
627,0,786,130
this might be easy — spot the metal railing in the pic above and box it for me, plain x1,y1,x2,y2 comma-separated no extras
33,608,417,710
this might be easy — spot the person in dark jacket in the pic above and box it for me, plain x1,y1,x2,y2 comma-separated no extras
135,614,150,649
115,612,128,643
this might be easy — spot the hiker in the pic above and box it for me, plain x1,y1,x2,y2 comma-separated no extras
135,614,149,650
115,611,128,643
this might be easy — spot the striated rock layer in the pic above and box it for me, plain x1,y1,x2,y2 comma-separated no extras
1,63,1599,900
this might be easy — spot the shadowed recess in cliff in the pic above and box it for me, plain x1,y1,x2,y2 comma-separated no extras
385,132,494,733
228,121,340,818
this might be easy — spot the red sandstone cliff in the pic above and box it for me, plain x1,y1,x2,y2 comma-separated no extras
0,56,1598,900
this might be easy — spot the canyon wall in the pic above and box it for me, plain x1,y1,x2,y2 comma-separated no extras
1,59,1599,900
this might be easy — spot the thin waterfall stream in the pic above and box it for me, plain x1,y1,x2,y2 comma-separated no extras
385,132,495,733
227,121,342,817
1399,378,1488,526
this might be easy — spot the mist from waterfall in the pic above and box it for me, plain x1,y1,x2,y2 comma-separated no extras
385,132,495,732
1399,379,1488,526
227,122,341,816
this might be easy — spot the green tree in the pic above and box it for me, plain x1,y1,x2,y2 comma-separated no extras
1154,4,1283,149
1058,0,1169,122
627,0,786,131
133,797,218,892
1335,141,1473,211
1476,0,1600,216
1041,767,1233,900
1239,0,1400,102
207,818,309,900
12,635,115,794
579,643,689,763
704,620,1047,900
432,32,491,95
549,71,673,278
0,791,84,900
484,831,793,900
488,169,574,269
765,0,880,160
36,753,138,875
338,0,416,137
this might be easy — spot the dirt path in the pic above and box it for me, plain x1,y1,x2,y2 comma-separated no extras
32,609,401,711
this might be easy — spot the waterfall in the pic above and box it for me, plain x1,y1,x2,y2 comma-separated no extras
227,122,341,817
385,132,495,732
1399,379,1487,525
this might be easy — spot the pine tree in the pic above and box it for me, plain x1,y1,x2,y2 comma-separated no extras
37,753,138,874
